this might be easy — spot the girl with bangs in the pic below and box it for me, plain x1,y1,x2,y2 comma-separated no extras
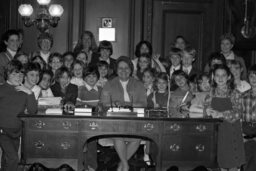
204,64,245,171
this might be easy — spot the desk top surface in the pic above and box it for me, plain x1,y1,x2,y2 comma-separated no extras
18,114,222,122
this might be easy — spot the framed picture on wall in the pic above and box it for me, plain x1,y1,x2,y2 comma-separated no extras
102,18,113,28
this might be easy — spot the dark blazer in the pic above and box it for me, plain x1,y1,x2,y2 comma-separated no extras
181,65,200,83
51,82,78,105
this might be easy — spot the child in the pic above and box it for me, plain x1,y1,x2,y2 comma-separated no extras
204,52,226,73
220,33,247,79
241,64,256,171
168,47,182,78
51,66,78,112
169,70,193,117
90,40,117,76
147,72,169,108
229,60,251,93
96,61,109,87
48,52,63,76
135,54,152,80
77,66,101,171
38,70,54,97
142,68,156,96
77,66,102,107
181,46,199,83
76,51,89,66
0,60,37,171
173,35,187,50
14,52,29,66
31,55,47,70
204,64,245,171
24,62,41,99
63,51,75,70
70,60,85,87
189,73,211,117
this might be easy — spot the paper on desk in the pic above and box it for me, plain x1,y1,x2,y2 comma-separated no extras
76,98,99,106
45,108,62,115
38,97,62,106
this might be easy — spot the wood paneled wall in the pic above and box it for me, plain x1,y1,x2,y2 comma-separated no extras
0,0,229,68
144,0,226,70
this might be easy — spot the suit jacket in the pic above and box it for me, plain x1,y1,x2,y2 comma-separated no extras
0,51,13,84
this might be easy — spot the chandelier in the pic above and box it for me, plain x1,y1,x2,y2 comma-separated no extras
18,0,64,33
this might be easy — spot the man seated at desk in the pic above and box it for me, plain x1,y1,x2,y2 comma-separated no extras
0,60,37,171
101,56,147,171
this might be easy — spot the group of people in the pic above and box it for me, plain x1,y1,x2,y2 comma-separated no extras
0,28,255,171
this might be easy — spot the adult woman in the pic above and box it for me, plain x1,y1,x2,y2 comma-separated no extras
101,56,147,171
30,32,53,64
73,30,98,64
220,33,247,79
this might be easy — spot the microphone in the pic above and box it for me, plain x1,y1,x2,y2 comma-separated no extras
110,94,113,112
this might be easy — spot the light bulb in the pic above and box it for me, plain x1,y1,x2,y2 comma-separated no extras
37,0,51,5
18,4,33,17
49,4,64,17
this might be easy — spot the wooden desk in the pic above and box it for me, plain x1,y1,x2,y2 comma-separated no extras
19,115,220,170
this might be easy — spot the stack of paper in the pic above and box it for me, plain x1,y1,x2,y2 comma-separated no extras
38,97,62,106
74,108,92,116
133,108,145,117
45,108,63,115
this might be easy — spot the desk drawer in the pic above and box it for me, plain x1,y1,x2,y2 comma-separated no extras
25,132,78,158
28,119,78,131
164,122,214,134
162,135,214,162
80,120,160,134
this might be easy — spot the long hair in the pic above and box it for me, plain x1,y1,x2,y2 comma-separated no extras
134,40,152,58
212,64,235,91
73,31,98,55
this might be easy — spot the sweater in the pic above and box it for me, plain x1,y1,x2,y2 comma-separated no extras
77,85,102,107
0,83,37,131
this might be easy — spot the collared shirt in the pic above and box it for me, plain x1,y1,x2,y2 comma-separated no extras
242,89,256,122
40,51,50,63
120,80,130,102
32,85,41,100
145,84,154,96
84,82,98,92
40,88,54,98
236,80,251,93
183,65,192,75
6,48,16,59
